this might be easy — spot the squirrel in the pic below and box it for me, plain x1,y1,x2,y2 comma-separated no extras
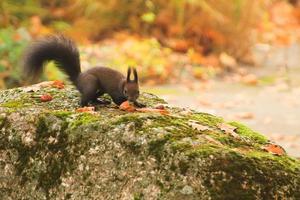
22,34,145,107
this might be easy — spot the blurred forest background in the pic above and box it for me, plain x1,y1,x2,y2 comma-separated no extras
1,0,300,88
1,0,300,156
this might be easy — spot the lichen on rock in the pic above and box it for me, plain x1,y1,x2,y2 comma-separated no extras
0,83,299,199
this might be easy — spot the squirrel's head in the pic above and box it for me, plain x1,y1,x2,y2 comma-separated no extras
123,67,140,102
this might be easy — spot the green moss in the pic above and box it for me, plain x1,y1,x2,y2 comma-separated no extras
138,92,167,106
178,160,190,175
0,100,26,108
247,150,300,171
133,192,144,200
202,150,300,199
0,115,6,128
191,112,224,127
229,121,268,144
113,113,144,128
148,138,168,162
70,113,100,128
170,141,193,152
52,110,73,119
186,144,223,159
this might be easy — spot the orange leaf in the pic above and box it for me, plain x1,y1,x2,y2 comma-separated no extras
119,101,136,112
263,143,286,156
40,94,53,102
76,106,95,113
136,108,169,115
52,80,65,89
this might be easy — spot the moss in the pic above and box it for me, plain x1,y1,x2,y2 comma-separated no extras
0,115,6,129
69,113,100,128
113,113,144,128
123,141,142,154
229,121,268,144
178,160,190,175
199,150,300,199
52,110,73,119
133,192,144,200
148,138,168,162
247,150,300,171
0,100,27,108
186,144,223,159
190,112,224,127
170,141,193,152
138,92,167,106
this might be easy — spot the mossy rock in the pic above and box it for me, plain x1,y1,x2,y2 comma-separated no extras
0,82,299,200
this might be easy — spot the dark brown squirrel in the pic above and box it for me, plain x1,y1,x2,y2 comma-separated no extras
22,34,145,107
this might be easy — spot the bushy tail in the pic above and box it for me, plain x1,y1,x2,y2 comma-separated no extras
23,34,81,85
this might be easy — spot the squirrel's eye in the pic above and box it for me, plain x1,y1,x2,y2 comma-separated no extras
124,90,127,94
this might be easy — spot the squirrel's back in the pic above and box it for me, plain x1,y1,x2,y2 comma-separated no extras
23,35,81,84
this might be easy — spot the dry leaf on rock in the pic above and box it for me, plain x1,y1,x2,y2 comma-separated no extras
188,120,211,131
119,101,136,112
263,143,286,156
137,108,169,115
23,85,41,92
23,81,63,92
76,106,95,113
37,81,56,88
23,81,53,92
218,123,240,138
120,101,169,114
40,94,53,102
52,80,65,89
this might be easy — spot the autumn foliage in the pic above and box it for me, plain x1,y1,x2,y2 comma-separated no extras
1,1,300,89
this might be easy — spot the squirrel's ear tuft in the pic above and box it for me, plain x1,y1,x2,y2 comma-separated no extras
133,67,138,83
127,67,132,82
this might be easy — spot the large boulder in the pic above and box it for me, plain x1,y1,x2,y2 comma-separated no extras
0,82,299,199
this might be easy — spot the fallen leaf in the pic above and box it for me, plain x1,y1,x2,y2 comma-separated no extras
76,106,95,113
23,81,55,92
23,85,41,92
188,120,211,131
52,80,65,89
218,123,240,138
37,81,55,88
119,101,136,112
137,108,169,115
263,143,286,156
40,94,53,102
